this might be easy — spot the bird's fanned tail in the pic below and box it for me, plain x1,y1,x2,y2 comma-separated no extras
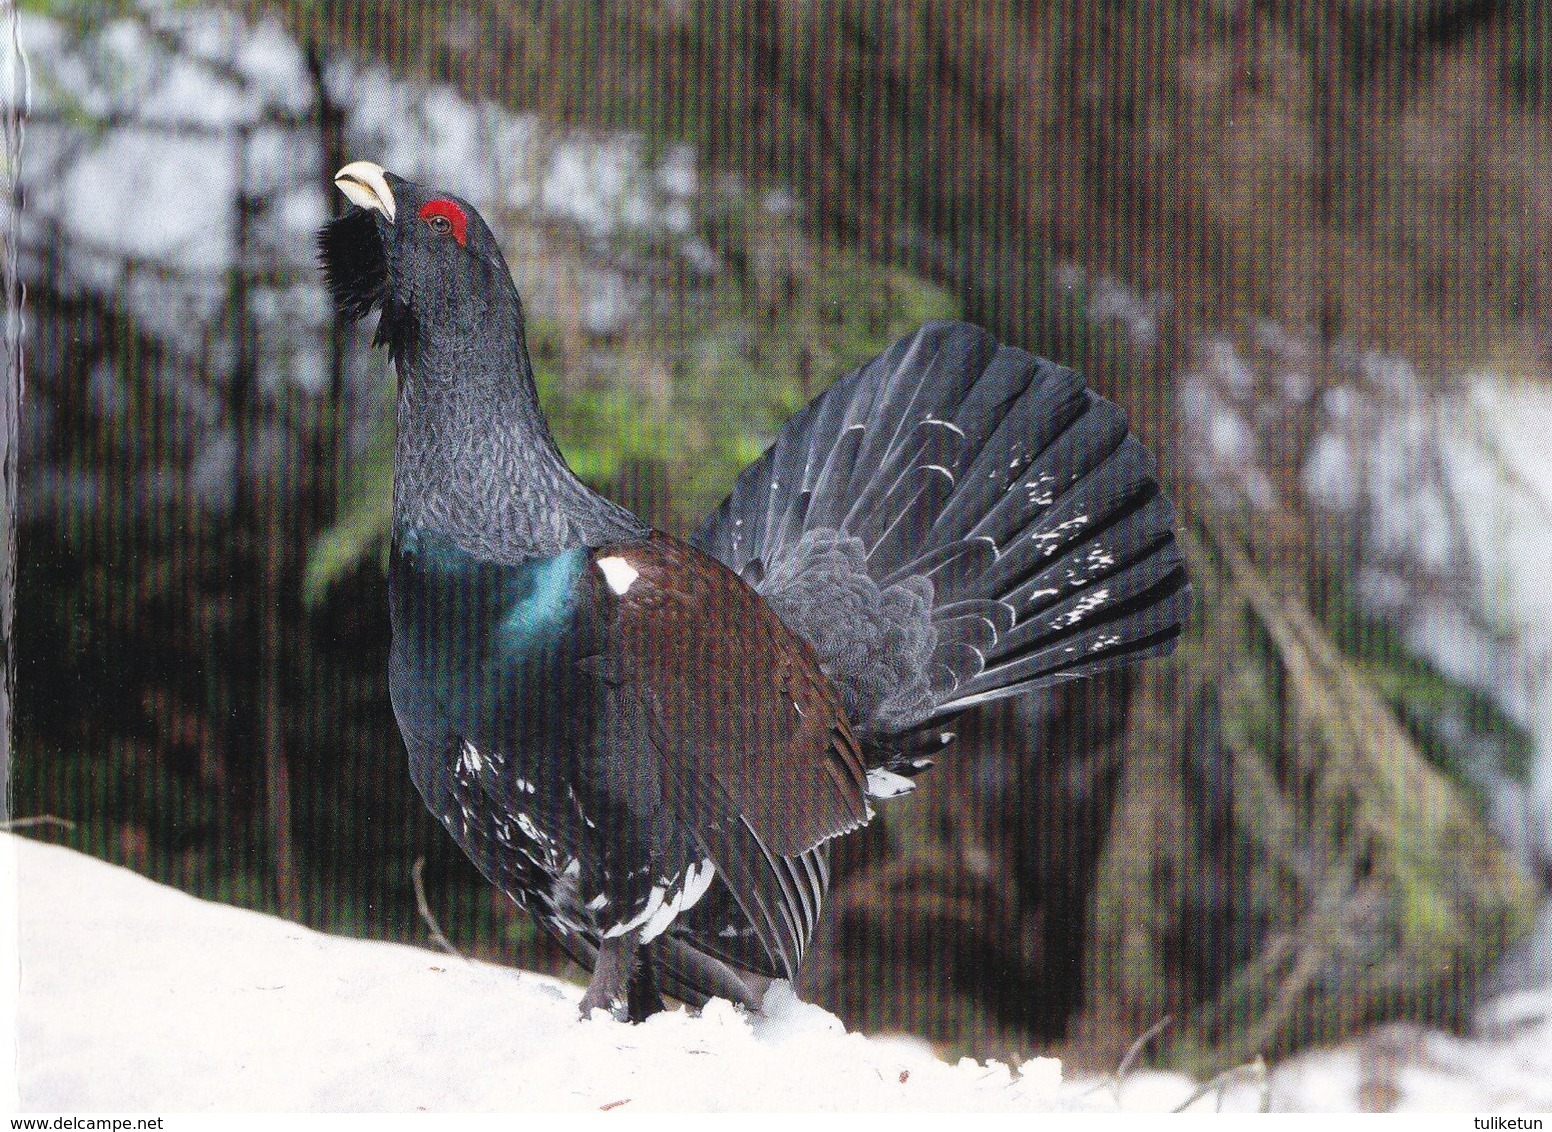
693,321,1191,755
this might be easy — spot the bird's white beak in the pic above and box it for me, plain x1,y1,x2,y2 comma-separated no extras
334,161,397,222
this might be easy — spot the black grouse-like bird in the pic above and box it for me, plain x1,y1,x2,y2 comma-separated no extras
320,160,1191,1021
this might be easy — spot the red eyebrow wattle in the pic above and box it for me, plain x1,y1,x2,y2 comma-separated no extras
418,199,468,246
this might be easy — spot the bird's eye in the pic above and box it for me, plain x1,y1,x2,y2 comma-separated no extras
417,199,469,247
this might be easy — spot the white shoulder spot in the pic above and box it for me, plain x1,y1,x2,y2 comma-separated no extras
595,555,640,596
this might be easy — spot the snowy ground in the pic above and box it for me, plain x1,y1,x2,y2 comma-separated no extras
5,833,1551,1113
0,833,1116,1112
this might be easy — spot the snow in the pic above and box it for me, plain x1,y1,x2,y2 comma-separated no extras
8,832,1551,1113
1303,373,1552,929
6,833,1080,1112
1267,994,1552,1113
15,2,715,390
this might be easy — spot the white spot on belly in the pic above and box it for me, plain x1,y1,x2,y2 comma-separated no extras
679,859,716,910
595,555,639,595
865,767,917,799
459,740,483,774
640,860,717,942
602,885,665,938
600,859,718,942
515,813,548,845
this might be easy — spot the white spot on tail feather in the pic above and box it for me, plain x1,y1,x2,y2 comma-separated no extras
1055,587,1112,628
1029,515,1091,556
595,556,639,595
681,859,716,907
1024,474,1057,507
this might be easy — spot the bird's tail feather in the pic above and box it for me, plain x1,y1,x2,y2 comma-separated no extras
693,321,1190,743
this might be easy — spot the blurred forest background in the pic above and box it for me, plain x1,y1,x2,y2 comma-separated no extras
7,0,1552,1079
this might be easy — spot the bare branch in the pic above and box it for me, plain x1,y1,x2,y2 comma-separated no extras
412,856,467,961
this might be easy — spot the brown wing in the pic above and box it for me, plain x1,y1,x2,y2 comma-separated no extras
584,533,870,975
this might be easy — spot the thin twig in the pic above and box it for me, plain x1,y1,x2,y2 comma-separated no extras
412,856,467,961
0,815,77,831
1171,1056,1270,1113
1116,1015,1173,1083
1079,1014,1174,1102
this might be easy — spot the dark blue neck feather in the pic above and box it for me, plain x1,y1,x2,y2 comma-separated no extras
391,304,646,563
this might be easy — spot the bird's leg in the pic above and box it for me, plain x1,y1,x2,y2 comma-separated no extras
625,943,665,1022
578,929,663,1022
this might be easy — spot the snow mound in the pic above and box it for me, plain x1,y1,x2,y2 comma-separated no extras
5,833,1078,1112
1267,993,1552,1113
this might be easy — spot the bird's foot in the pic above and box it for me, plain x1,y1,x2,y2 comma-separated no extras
577,931,665,1022
578,983,632,1022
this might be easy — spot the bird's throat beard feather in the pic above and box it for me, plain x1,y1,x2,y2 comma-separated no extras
317,207,407,351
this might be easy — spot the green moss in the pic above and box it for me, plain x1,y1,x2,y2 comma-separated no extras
1323,588,1534,794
